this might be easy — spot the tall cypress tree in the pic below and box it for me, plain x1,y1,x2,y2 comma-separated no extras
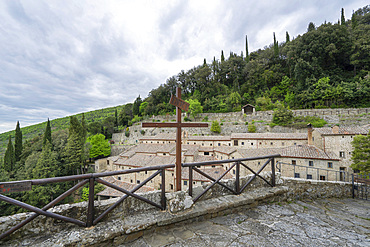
273,32,279,59
341,8,345,25
14,121,22,162
286,31,290,43
43,118,52,146
245,35,249,62
4,135,15,172
114,108,118,127
221,50,225,62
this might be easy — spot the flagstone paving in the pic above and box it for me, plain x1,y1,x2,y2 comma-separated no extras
121,198,370,247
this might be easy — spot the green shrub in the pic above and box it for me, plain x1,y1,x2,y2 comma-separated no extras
211,120,221,133
248,123,256,133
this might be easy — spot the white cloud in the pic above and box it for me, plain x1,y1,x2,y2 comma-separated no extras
0,0,368,133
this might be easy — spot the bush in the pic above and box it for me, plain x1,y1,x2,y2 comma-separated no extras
248,123,256,133
272,103,293,126
210,120,221,133
202,116,209,122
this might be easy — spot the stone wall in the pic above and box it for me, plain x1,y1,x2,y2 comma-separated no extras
111,107,370,144
0,172,352,246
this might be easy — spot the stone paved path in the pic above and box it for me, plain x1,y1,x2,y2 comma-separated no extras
121,198,370,247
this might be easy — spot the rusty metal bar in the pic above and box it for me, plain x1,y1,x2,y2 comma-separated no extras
86,178,95,227
194,163,237,194
0,179,88,240
182,154,281,167
236,162,240,194
175,87,182,191
189,166,193,196
271,158,275,187
0,194,86,227
192,164,236,203
240,161,272,187
161,168,166,210
240,158,272,193
6,164,175,186
93,170,162,225
96,178,162,210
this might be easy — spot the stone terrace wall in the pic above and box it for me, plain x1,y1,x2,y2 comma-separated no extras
0,173,352,246
112,107,370,144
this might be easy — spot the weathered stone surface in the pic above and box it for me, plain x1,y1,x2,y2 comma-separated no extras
0,174,356,246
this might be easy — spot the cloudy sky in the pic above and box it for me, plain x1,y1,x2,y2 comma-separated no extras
0,0,367,134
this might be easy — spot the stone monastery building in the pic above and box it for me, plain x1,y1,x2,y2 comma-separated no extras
99,125,369,198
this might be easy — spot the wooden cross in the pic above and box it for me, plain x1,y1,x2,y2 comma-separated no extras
142,88,208,191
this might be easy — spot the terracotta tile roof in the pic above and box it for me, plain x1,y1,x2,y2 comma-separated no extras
214,146,237,155
237,144,339,161
314,126,369,135
231,133,307,140
198,146,214,152
181,166,233,181
97,177,155,197
139,133,176,141
120,143,176,156
188,135,231,141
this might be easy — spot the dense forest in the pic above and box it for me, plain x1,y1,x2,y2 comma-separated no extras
133,6,370,119
0,6,369,216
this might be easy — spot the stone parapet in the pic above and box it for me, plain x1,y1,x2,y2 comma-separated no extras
0,173,352,246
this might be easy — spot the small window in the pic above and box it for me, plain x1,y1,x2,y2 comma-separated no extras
107,160,110,165
259,142,262,145
187,142,189,144
193,181,196,184
242,142,245,145
118,176,121,180
210,143,212,146
342,136,344,138
251,143,253,145
212,165,215,168
170,184,173,190
184,181,188,185
218,143,221,146
292,160,296,165
233,170,236,174
294,173,300,178
309,161,314,167
202,143,204,146
258,162,261,165
163,153,166,155
137,180,140,184
320,175,326,181
229,143,231,146
328,162,333,168
130,179,133,183
339,151,345,158
194,142,196,145
234,140,238,146
282,142,285,146
307,174,312,179
204,152,209,156
294,143,297,145
270,142,273,145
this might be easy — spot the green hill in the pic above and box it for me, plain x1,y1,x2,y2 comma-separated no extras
0,105,124,156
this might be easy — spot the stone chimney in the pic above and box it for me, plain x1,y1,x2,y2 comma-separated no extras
307,123,313,145
332,125,339,134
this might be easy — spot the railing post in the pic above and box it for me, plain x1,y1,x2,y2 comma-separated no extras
189,166,193,196
271,158,275,187
161,168,166,210
87,177,95,227
352,173,355,199
236,162,240,194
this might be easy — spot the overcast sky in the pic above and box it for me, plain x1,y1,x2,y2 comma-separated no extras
0,0,368,134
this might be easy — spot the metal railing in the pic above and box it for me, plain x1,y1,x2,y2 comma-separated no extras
0,154,280,240
352,173,370,200
0,164,172,240
183,154,280,203
276,162,351,182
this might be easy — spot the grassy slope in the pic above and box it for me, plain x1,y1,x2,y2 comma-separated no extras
0,105,124,156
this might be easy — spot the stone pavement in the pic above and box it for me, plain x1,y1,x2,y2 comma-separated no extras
121,198,370,247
